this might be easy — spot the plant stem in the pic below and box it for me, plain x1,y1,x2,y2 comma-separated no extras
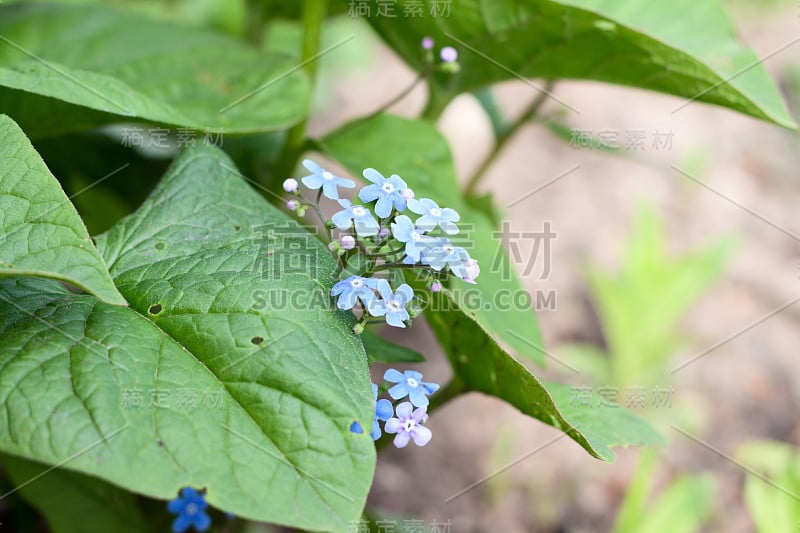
464,81,556,196
369,66,433,118
274,0,327,179
427,376,465,413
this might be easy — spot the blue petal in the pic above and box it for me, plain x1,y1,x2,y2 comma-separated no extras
375,398,394,421
359,184,383,203
415,214,437,232
441,207,460,222
191,511,212,532
440,221,460,235
302,159,323,174
388,382,410,399
371,419,382,440
404,370,423,381
172,515,192,533
423,382,440,395
362,168,385,184
384,368,404,383
336,289,359,310
372,383,379,399
408,387,429,407
391,215,414,242
375,279,394,301
301,174,323,189
321,180,341,200
396,284,414,305
336,177,356,189
367,297,388,317
349,421,364,434
391,194,407,213
331,209,353,229
385,310,407,328
354,215,380,237
407,198,425,214
374,196,393,218
167,498,186,513
386,174,408,191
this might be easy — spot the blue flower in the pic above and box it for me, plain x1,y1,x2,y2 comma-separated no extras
331,276,378,310
300,159,355,200
421,238,471,278
390,215,433,263
407,198,460,234
168,487,211,533
358,168,408,218
372,383,394,440
384,368,439,407
367,279,414,328
331,199,380,237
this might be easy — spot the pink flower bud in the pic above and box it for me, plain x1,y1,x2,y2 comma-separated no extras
282,178,298,193
440,46,458,63
286,199,299,211
401,188,415,201
430,281,443,292
341,235,356,250
421,37,434,50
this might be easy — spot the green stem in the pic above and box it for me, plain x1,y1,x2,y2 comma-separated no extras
369,65,434,118
464,81,556,196
274,0,327,179
372,263,418,272
427,376,465,413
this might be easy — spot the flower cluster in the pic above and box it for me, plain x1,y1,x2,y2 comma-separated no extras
283,160,480,331
421,36,460,73
167,487,233,532
371,368,439,448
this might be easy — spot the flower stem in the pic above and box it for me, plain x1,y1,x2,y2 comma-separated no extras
274,0,327,180
464,81,556,196
369,65,434,118
372,262,418,272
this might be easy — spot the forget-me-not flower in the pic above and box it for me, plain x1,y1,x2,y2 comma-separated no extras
367,280,414,328
168,487,211,533
422,238,471,278
331,199,380,237
384,401,432,448
391,215,433,263
372,383,394,440
331,275,378,310
408,198,460,234
300,160,355,200
359,168,408,217
384,368,439,407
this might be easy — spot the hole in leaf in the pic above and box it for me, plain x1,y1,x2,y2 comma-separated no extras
349,421,363,434
251,336,264,345
149,304,163,315
154,241,166,251
234,225,242,231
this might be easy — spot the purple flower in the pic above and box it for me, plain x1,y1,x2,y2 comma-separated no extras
391,215,432,263
440,46,458,63
384,368,439,407
372,383,394,440
461,258,480,284
421,36,434,50
331,199,380,237
300,160,355,200
358,168,408,218
430,281,442,292
384,402,432,448
168,487,211,533
367,280,414,328
331,275,378,310
283,178,298,193
286,200,299,211
407,198,460,234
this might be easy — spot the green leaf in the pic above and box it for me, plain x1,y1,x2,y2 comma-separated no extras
1,455,146,533
320,113,546,366
0,3,310,138
361,330,425,364
0,114,125,305
428,290,663,461
0,143,375,532
737,440,800,533
370,0,794,128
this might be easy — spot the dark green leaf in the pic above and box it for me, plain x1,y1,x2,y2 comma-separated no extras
0,3,310,138
361,330,426,364
0,114,125,304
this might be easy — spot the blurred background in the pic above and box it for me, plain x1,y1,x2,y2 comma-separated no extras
4,0,800,531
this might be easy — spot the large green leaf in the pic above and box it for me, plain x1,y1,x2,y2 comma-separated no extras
0,114,125,305
369,0,794,128
0,144,375,532
428,290,663,461
320,114,661,460
1,454,146,533
0,3,310,138
737,440,800,533
320,113,546,366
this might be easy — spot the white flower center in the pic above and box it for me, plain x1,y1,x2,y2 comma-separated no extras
352,206,366,217
351,278,363,288
410,231,421,241
186,503,198,515
322,171,334,181
443,245,455,255
403,419,416,432
388,299,402,312
429,208,441,217
382,183,395,193
406,377,419,388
